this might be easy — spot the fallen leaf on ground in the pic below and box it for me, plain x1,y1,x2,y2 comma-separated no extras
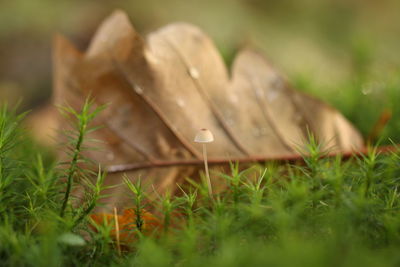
49,10,363,207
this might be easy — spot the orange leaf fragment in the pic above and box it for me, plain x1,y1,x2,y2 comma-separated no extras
90,208,161,243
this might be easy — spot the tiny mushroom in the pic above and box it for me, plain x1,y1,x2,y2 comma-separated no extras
194,129,214,199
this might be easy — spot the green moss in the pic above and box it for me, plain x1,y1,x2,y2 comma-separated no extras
1,101,400,266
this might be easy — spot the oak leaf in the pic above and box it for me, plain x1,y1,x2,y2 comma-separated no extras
52,10,363,207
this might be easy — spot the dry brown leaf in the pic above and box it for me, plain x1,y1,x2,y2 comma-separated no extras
52,10,363,208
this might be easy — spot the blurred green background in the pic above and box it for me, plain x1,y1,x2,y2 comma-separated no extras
0,0,399,142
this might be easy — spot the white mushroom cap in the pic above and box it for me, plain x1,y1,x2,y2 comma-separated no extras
194,128,214,143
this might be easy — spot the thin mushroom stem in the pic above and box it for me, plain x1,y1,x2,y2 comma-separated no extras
114,207,121,256
202,143,213,199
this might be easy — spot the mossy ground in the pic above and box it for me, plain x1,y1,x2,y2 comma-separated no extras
1,100,400,267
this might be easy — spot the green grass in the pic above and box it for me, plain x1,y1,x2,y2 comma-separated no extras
1,100,400,267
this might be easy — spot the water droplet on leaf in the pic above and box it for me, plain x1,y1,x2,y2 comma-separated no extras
134,84,143,94
188,67,200,79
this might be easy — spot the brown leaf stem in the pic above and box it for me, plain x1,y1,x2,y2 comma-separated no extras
106,145,398,173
